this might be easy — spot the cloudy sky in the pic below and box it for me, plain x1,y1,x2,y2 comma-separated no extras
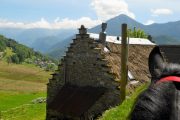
0,0,179,29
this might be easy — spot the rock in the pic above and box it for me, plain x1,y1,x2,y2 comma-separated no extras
31,97,46,104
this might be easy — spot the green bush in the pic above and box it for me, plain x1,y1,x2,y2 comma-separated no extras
128,27,148,38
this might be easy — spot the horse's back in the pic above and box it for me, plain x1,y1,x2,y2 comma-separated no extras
170,88,180,120
131,82,176,120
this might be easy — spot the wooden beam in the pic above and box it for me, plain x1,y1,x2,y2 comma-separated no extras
120,23,128,103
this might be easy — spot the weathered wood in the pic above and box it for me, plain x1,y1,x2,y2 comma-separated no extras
120,23,128,103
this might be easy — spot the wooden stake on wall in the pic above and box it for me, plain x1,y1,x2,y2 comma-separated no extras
120,23,128,104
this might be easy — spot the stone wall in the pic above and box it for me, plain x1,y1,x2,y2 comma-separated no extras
64,38,117,88
47,25,120,119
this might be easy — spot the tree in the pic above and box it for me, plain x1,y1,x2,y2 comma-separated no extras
3,47,14,64
127,27,147,38
46,63,57,71
11,54,20,64
0,39,6,51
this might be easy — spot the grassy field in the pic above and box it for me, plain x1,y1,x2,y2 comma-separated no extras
0,61,51,120
0,60,149,120
1,103,46,120
99,83,149,120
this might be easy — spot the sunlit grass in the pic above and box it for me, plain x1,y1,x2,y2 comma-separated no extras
1,103,46,120
0,91,46,111
99,83,149,120
0,61,51,83
0,61,50,119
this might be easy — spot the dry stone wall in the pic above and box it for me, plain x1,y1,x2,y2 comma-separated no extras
47,25,155,120
47,26,120,115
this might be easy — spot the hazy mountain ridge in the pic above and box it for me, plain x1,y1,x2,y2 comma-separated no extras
31,36,61,53
48,35,74,59
89,14,180,42
48,15,180,59
0,34,58,71
89,14,145,35
145,21,180,40
1,14,180,59
0,28,76,53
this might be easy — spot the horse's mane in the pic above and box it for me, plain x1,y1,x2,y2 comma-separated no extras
158,63,180,90
130,63,180,120
160,63,180,78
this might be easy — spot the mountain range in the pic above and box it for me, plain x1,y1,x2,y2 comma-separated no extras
89,14,180,43
0,28,76,53
0,14,180,59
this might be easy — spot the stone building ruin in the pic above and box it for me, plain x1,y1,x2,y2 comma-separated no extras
46,24,155,120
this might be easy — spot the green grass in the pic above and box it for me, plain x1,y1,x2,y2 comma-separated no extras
0,61,51,83
0,60,149,120
0,61,51,120
0,61,51,92
0,91,46,111
0,91,46,120
1,103,46,120
99,83,149,120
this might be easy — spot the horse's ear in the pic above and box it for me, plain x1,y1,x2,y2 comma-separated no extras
148,46,165,78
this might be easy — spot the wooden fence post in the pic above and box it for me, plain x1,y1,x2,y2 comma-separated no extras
120,23,128,104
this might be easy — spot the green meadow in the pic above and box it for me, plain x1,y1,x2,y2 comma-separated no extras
0,61,51,120
0,60,148,120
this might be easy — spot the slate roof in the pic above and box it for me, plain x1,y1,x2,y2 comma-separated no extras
159,45,180,64
48,84,106,117
103,42,155,82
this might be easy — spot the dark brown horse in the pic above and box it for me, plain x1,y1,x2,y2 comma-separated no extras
130,46,180,120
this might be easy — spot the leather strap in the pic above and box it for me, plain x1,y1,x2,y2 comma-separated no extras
158,76,180,83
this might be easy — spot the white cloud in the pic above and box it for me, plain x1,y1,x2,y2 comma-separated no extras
0,17,101,29
91,0,135,21
53,17,101,29
151,8,173,16
0,0,136,29
144,20,155,25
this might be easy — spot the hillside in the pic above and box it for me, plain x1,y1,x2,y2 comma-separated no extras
153,35,180,45
48,35,74,59
31,36,61,53
0,35,53,119
0,35,57,119
0,35,57,71
0,61,51,119
145,21,180,39
0,28,76,53
30,29,76,53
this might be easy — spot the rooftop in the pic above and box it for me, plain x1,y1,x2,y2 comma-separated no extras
89,33,155,45
159,45,180,64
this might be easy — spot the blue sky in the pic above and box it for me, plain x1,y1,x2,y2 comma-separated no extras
0,0,180,29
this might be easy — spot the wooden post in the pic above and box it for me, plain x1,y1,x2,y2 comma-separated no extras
120,23,128,104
